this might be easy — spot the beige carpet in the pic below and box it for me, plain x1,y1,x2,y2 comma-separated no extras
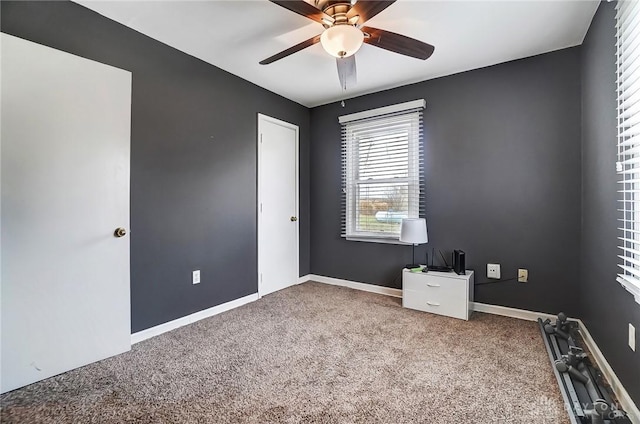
1,282,568,423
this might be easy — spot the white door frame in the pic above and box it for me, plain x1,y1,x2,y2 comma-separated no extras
257,113,299,298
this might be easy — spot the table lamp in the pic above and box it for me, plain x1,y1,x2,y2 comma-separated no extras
400,218,428,269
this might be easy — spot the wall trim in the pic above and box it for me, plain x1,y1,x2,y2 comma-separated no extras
302,275,639,421
305,274,403,297
130,293,259,345
298,274,312,284
470,301,558,322
576,318,640,423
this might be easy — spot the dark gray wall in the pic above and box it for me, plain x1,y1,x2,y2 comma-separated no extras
1,1,311,332
580,1,640,404
310,48,583,316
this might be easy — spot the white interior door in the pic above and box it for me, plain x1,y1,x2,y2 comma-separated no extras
258,114,299,297
1,34,132,393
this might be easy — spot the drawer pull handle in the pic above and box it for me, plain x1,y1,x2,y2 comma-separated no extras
426,301,440,306
426,283,440,287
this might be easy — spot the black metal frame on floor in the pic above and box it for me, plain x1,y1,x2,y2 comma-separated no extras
538,316,631,424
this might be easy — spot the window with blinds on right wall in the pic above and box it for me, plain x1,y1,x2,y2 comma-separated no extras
616,0,640,304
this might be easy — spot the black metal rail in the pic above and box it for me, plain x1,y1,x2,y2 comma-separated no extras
537,317,631,424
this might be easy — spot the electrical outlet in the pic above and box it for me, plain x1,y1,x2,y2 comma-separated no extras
192,270,201,285
630,323,636,352
518,269,528,283
487,263,501,279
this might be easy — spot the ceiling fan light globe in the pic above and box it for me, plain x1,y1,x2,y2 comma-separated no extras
320,25,364,58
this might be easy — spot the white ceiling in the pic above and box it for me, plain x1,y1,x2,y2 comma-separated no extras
76,0,599,108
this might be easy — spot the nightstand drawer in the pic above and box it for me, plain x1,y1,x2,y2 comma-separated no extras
403,273,467,298
402,288,467,320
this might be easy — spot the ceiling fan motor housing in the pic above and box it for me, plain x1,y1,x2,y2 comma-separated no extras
316,1,359,26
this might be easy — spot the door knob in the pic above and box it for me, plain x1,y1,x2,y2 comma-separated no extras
290,216,297,222
114,227,127,238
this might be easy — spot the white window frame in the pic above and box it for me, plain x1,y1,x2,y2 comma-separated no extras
339,99,425,243
616,0,640,303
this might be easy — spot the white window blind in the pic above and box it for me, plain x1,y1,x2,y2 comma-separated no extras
340,100,425,242
616,0,640,303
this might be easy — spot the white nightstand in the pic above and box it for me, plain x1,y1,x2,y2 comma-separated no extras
402,268,474,320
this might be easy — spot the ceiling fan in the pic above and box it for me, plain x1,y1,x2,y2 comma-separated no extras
259,0,435,91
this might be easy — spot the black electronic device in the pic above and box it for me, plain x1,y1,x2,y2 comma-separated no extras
423,265,451,272
453,250,466,275
424,248,452,272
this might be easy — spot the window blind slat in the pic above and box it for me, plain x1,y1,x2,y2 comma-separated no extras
618,228,640,236
616,0,640,28
618,133,640,147
618,245,640,256
618,237,640,245
619,255,640,270
619,120,640,138
617,33,640,72
617,88,640,112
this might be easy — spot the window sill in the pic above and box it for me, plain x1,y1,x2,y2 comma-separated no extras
343,235,411,245
618,277,640,304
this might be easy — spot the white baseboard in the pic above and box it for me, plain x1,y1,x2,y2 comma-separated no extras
302,274,638,421
576,319,640,423
305,274,402,298
298,274,312,284
471,302,558,322
130,293,259,345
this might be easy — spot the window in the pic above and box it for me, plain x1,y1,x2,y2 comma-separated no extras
340,100,425,242
616,0,640,303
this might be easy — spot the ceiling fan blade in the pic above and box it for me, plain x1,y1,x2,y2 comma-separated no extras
336,55,357,90
362,26,435,60
259,34,322,65
347,1,396,25
269,0,330,25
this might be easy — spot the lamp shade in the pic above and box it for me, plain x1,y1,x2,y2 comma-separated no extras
399,218,428,244
320,25,364,58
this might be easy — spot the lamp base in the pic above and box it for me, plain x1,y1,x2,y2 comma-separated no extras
404,263,422,270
